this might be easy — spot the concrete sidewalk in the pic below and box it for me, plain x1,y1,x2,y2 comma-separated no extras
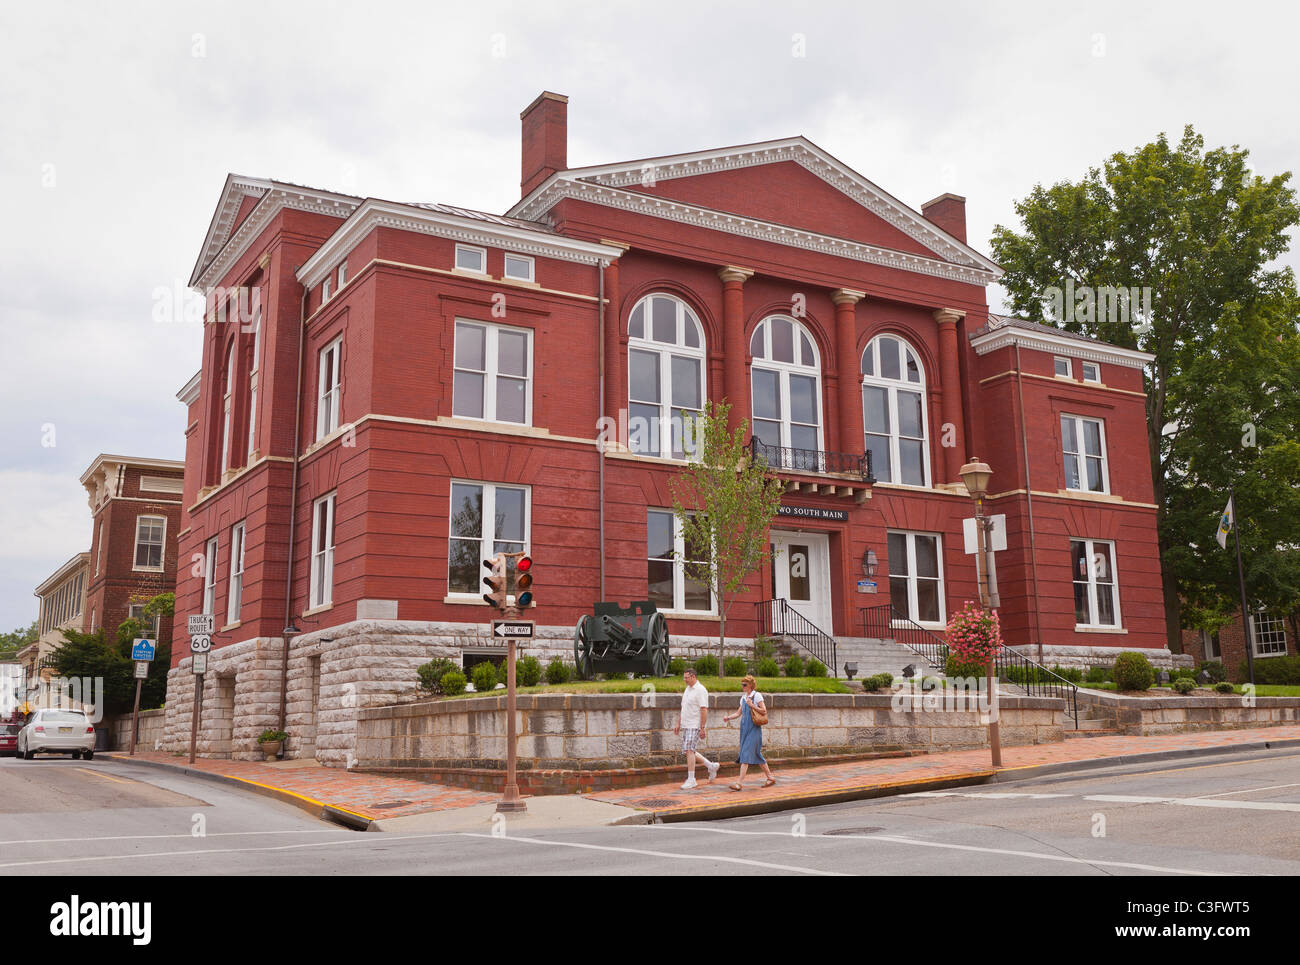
105,725,1300,830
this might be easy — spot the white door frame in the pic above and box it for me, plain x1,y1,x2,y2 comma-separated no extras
770,529,833,632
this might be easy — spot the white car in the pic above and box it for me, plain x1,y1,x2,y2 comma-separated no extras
17,709,97,760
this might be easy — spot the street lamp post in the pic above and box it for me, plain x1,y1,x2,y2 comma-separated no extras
959,457,1002,768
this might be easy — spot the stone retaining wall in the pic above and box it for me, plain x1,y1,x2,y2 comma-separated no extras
355,691,1064,773
1076,689,1300,735
109,708,166,752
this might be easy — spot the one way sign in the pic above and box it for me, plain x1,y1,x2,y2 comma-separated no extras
492,621,535,639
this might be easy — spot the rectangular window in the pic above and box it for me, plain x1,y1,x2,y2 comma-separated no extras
452,320,531,425
323,277,332,302
455,244,487,274
447,482,529,597
503,253,534,282
227,521,246,625
1200,629,1221,660
317,337,342,440
203,536,219,617
1252,612,1288,657
133,516,166,570
310,493,336,609
1061,414,1109,493
127,604,161,639
646,510,713,613
1071,539,1120,627
337,262,347,288
1081,361,1100,382
888,530,944,625
1054,357,1072,378
95,521,104,575
221,344,235,473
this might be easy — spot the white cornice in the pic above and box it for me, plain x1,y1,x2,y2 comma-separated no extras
508,137,1002,277
192,183,361,290
296,200,624,288
79,454,185,487
34,552,90,597
970,327,1156,369
514,180,999,286
176,370,201,406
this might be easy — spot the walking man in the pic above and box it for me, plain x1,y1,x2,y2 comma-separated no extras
674,668,719,789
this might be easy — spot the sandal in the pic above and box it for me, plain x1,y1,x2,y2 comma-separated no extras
763,779,776,787
729,783,743,791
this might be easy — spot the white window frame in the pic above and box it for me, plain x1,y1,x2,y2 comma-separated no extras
310,492,337,610
203,536,219,617
750,315,824,459
861,334,931,487
337,262,348,288
227,521,246,625
317,337,342,440
646,509,715,615
1071,538,1121,628
95,521,104,576
132,515,166,572
503,253,534,282
323,277,332,302
627,294,707,460
452,320,533,426
446,482,530,600
1081,361,1100,383
1054,357,1073,378
1061,413,1110,494
887,530,946,628
247,306,261,460
1251,612,1288,657
455,244,487,274
221,342,235,473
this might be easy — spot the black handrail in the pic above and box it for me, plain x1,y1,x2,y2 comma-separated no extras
858,603,1078,727
749,436,874,481
755,599,837,674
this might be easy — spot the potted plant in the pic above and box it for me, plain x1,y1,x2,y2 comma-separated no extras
257,729,288,760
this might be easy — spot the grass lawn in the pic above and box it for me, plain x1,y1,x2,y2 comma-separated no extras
439,675,851,699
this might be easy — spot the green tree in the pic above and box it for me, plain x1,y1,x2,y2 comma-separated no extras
0,620,38,661
50,593,174,714
670,400,785,669
991,125,1300,646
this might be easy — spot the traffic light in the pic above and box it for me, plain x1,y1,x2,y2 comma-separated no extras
482,554,507,609
514,555,533,607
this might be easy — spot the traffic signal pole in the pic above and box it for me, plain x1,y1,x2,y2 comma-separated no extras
487,551,529,814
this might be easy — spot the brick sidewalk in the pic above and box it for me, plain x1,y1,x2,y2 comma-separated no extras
108,725,1300,824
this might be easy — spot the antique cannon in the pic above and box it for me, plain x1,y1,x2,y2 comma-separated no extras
573,601,671,679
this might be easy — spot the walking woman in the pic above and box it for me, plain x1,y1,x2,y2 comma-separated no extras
723,674,775,790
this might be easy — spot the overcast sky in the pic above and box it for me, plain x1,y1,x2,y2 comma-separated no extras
1,0,1296,630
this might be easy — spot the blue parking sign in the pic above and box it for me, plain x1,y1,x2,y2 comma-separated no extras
131,638,156,661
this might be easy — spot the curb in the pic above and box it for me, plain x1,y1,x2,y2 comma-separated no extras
101,753,374,830
989,736,1300,784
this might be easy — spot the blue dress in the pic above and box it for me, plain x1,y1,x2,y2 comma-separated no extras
737,694,767,765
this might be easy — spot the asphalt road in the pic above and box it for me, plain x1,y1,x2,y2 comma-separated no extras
3,748,1299,876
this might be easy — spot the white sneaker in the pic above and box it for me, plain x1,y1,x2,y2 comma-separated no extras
681,777,698,790
706,761,720,783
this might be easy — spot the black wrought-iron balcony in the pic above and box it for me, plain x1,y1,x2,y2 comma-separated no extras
749,436,875,501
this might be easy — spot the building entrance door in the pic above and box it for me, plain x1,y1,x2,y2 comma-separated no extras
769,530,833,633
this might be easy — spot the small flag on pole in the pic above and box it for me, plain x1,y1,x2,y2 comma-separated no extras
1216,497,1234,549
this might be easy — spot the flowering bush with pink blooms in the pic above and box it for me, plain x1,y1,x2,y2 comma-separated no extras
945,600,1003,664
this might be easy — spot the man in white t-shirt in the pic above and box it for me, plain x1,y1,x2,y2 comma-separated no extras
674,668,719,789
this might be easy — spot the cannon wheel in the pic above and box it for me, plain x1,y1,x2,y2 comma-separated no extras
647,612,670,677
573,617,595,680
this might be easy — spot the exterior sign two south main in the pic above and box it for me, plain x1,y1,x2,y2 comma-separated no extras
777,505,849,522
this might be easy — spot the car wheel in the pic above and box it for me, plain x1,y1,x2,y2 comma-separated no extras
71,751,82,760
83,751,94,762
23,748,34,761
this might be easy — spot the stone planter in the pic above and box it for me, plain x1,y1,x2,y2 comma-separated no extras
258,740,282,760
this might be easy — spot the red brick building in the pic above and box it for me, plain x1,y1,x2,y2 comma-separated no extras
164,91,1171,762
1182,609,1298,681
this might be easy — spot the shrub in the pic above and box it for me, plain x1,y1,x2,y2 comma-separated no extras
693,655,719,677
1172,677,1196,694
1112,651,1155,692
945,654,985,679
757,657,780,678
1084,665,1111,684
1214,681,1235,694
417,657,457,694
724,656,749,677
862,673,893,692
1237,656,1300,686
805,658,828,678
668,657,687,675
1171,665,1197,681
753,636,777,660
440,670,467,696
516,655,542,687
470,662,498,692
1052,665,1084,683
258,729,288,743
783,654,805,678
1196,660,1227,684
875,673,893,688
545,657,571,685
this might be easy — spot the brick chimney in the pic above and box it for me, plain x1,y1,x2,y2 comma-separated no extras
920,193,967,244
520,91,568,197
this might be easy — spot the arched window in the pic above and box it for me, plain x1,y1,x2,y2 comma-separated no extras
861,334,929,486
749,316,823,461
627,294,705,458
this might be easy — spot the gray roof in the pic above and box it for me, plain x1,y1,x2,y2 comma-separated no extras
971,314,1128,348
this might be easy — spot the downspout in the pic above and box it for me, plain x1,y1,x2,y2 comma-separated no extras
1014,342,1045,663
598,261,607,600
278,284,309,734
